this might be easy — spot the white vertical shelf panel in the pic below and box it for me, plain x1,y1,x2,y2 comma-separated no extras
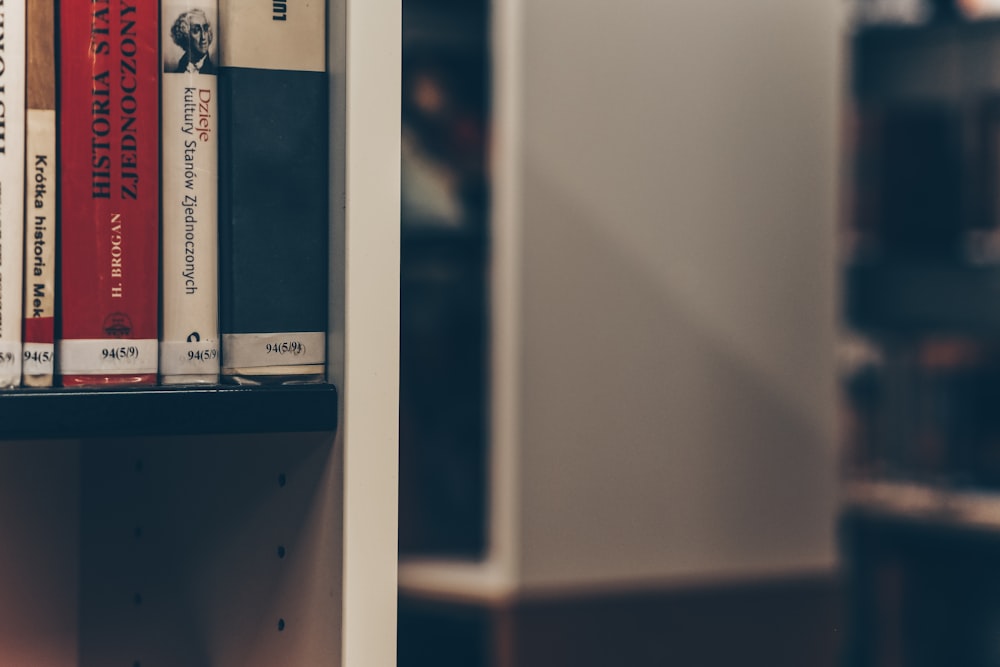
338,0,401,664
515,0,843,590
488,0,526,596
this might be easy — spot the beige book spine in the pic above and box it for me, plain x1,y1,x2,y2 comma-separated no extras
160,1,221,384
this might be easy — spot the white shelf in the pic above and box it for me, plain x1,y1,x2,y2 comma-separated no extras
398,557,515,604
843,479,1000,532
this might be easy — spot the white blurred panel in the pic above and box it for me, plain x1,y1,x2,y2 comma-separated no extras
511,0,845,589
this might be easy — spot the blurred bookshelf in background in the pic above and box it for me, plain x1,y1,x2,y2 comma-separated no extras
399,0,491,558
843,0,1000,664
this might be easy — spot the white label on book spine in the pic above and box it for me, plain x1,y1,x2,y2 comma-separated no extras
58,339,158,375
161,0,220,381
24,109,57,323
0,341,22,387
160,339,221,375
220,0,325,71
0,4,26,367
222,332,326,370
22,342,54,377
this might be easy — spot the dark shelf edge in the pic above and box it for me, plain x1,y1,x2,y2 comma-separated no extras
0,384,339,440
401,217,488,244
841,506,1000,547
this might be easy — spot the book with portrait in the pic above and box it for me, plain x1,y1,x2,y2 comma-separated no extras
160,1,221,385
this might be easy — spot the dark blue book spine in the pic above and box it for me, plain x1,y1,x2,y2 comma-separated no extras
218,15,329,383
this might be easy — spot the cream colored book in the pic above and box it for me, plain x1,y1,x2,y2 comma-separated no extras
160,0,221,384
0,1,26,388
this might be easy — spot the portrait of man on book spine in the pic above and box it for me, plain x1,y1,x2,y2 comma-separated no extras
163,4,218,75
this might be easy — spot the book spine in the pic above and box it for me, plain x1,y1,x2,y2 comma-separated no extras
23,0,56,388
218,0,328,384
58,0,160,386
160,2,220,385
0,3,26,388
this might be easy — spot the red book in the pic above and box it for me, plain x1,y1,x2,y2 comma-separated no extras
59,0,159,386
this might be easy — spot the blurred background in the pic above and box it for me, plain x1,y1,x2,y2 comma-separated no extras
397,0,1000,664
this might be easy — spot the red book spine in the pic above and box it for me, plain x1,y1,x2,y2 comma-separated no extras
59,0,159,386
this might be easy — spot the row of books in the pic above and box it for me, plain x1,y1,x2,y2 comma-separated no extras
851,18,1000,263
842,336,1000,488
3,0,329,388
851,103,986,263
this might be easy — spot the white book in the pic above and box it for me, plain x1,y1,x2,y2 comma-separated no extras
0,3,26,388
160,0,220,384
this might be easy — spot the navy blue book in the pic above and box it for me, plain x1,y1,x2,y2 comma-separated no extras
218,2,329,384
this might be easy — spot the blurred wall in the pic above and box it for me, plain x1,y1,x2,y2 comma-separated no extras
509,1,845,590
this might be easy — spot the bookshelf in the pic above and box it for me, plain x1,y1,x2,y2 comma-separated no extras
398,0,490,560
841,10,1000,666
0,0,400,665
